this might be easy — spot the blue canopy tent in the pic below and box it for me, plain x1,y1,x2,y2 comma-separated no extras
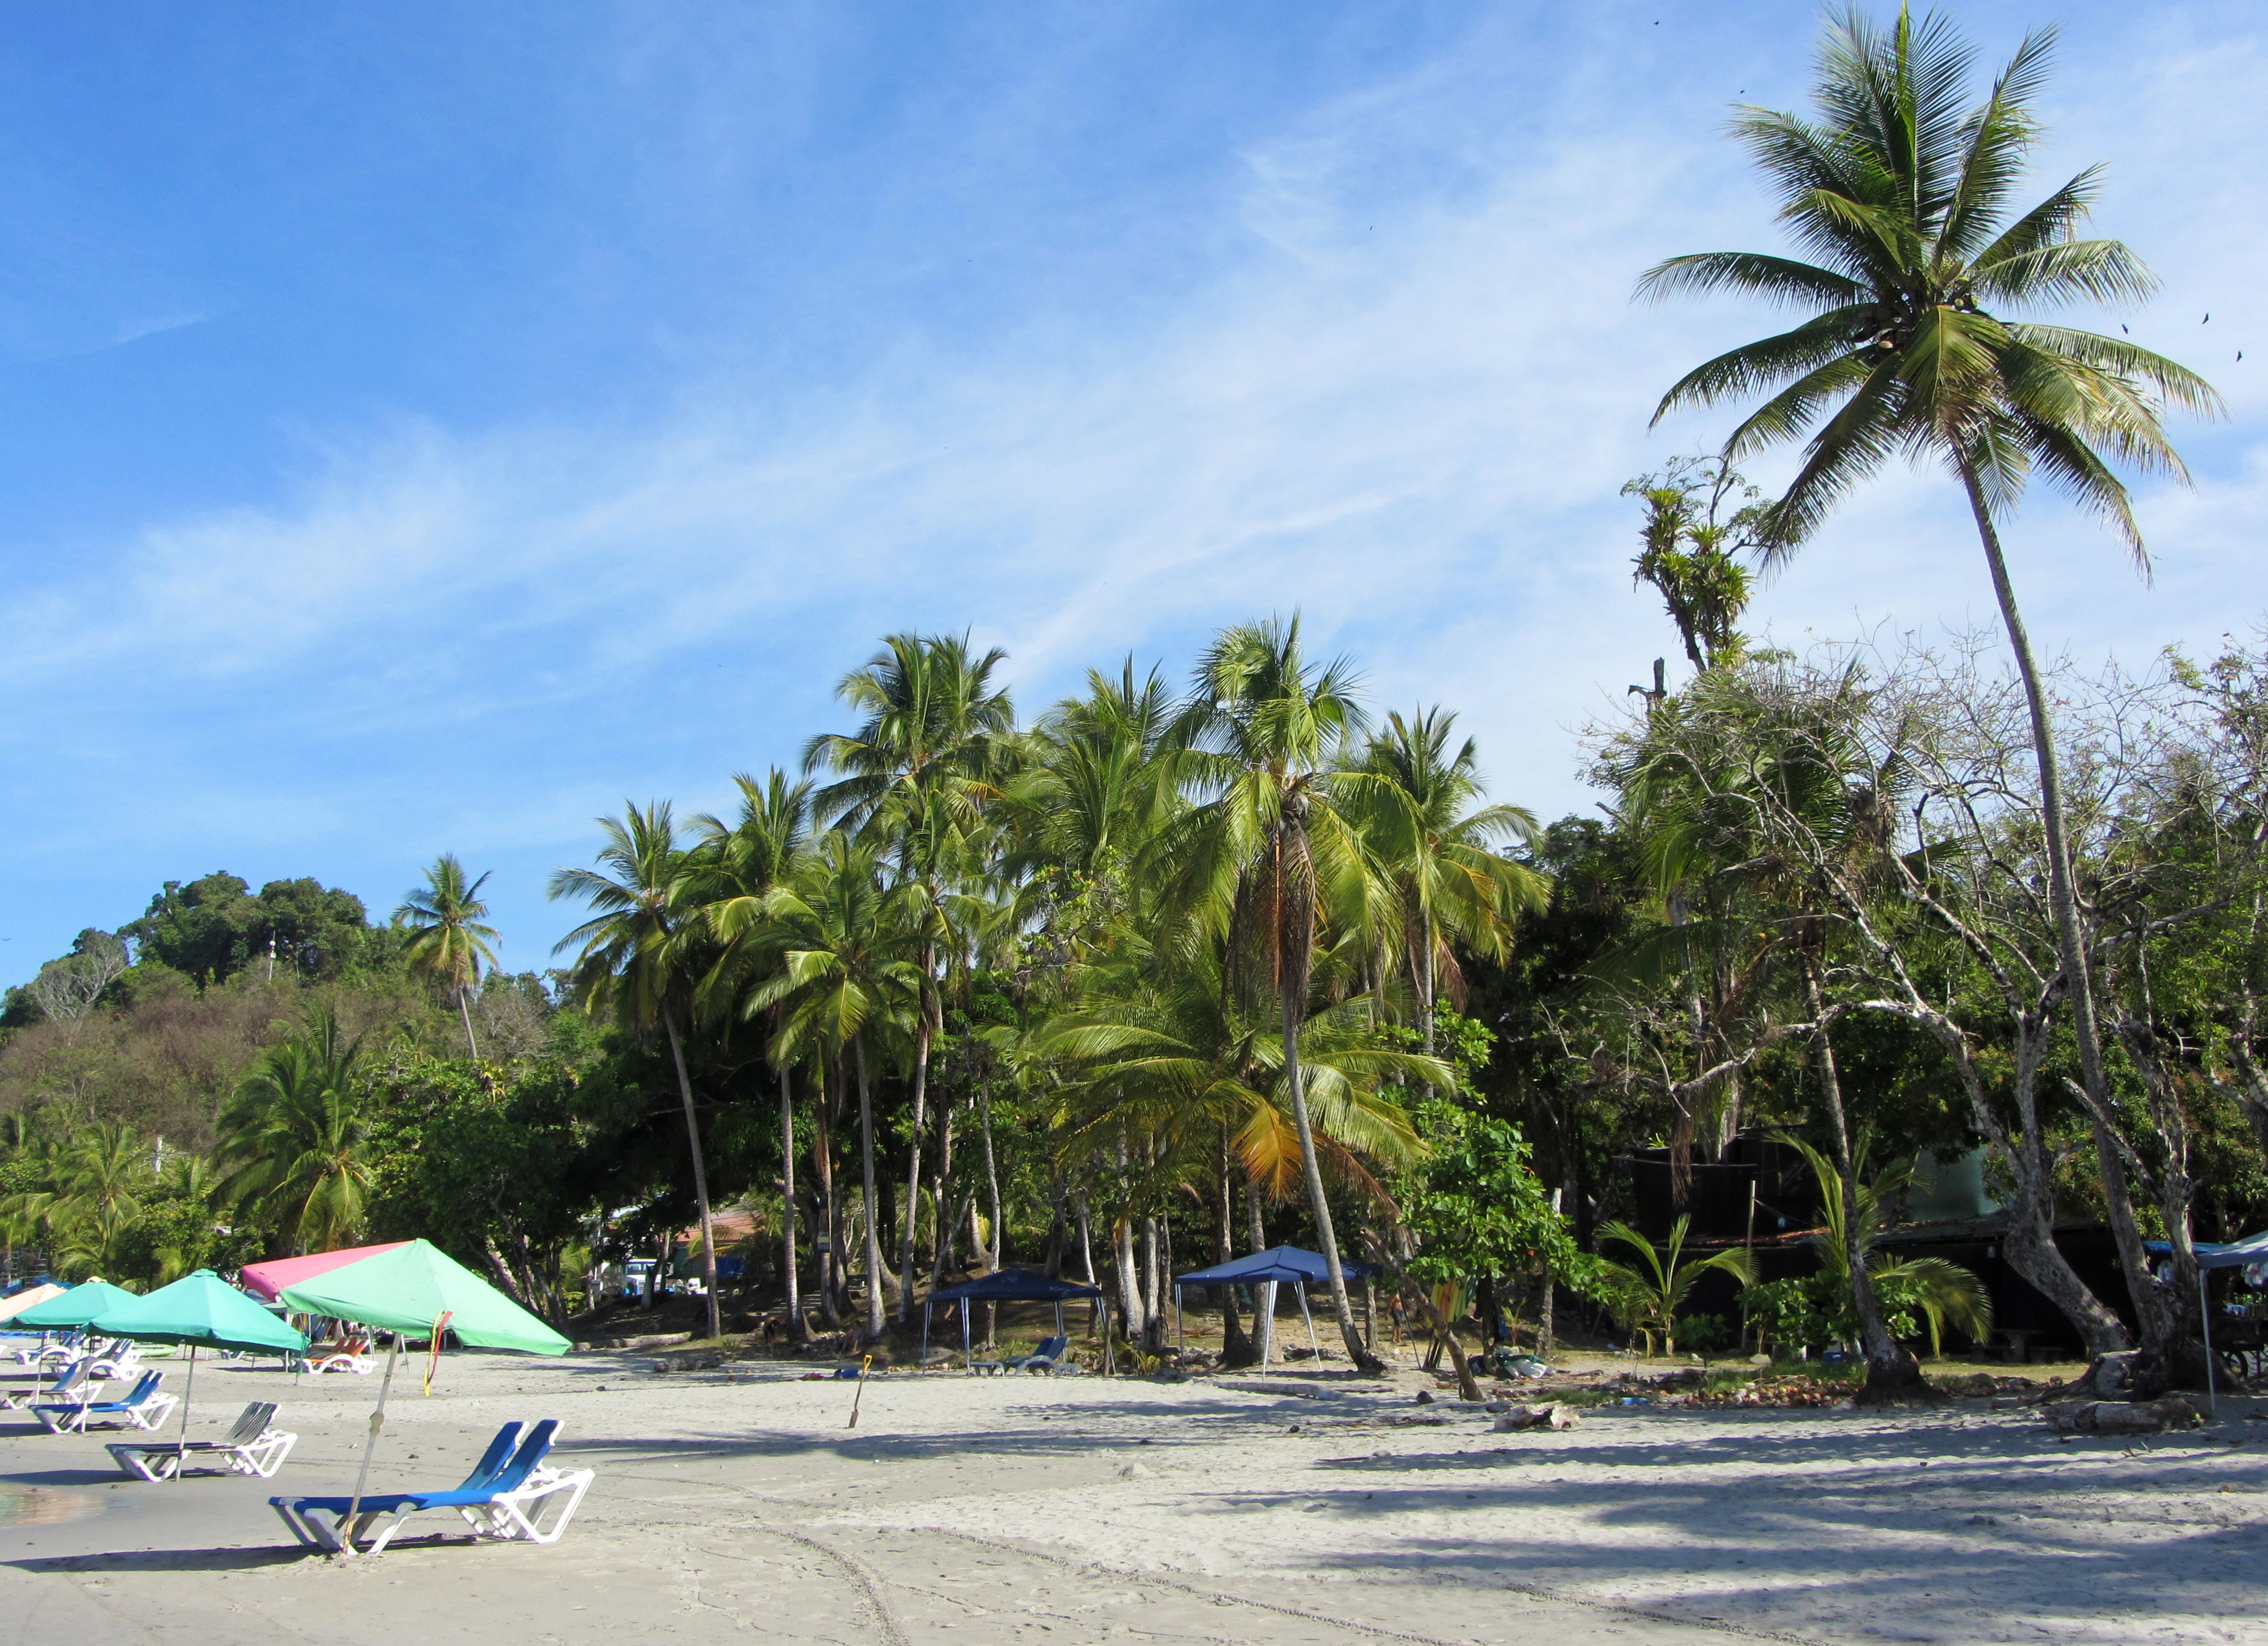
925,1270,1104,1371
2148,1232,2268,1416
1172,1246,1380,1363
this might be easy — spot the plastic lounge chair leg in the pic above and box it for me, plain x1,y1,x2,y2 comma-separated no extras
271,1500,331,1551
495,1471,593,1543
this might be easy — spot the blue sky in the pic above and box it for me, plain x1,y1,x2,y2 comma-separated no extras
1,1,2260,979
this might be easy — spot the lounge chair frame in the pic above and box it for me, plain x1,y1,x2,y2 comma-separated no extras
272,1419,595,1555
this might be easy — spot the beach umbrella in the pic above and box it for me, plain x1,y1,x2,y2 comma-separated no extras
238,1241,413,1304
15,1278,141,1329
88,1270,308,1478
0,1283,66,1324
277,1239,569,1552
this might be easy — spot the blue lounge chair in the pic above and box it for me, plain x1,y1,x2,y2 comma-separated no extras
1001,1335,1071,1374
272,1419,595,1554
34,1368,175,1434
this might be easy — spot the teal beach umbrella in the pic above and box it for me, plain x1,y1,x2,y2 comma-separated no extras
16,1279,140,1329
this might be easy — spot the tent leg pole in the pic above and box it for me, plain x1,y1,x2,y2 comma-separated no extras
2201,1267,2219,1422
341,1336,402,1556
175,1344,196,1479
1299,1285,1319,1358
1175,1286,1183,1355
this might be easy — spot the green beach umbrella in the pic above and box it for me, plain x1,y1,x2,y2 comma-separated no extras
88,1270,308,1479
276,1239,569,1551
16,1278,140,1329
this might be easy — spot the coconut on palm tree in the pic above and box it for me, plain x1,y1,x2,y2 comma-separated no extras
550,803,724,1342
1641,5,2220,1366
395,853,502,1060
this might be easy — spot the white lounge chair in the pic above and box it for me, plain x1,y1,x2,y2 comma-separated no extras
108,1401,298,1481
34,1368,176,1434
0,1358,103,1412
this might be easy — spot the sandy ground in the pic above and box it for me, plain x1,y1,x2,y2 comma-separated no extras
2,1344,2265,1645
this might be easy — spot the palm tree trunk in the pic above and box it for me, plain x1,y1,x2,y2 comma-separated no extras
1962,467,2164,1362
778,1057,804,1338
853,1037,885,1338
661,1011,722,1342
1248,1179,1275,1365
815,1061,838,1328
457,988,480,1062
1281,980,1380,1371
981,1079,1002,1272
898,956,935,1322
1217,1135,1254,1366
1803,958,1918,1401
1420,909,1437,1054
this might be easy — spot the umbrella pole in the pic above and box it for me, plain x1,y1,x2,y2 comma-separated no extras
2200,1266,2219,1422
340,1335,402,1555
174,1344,196,1479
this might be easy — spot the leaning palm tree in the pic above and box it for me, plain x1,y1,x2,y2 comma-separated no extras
550,803,723,1341
1352,708,1546,1051
1596,1215,1758,1357
1640,5,2220,1284
395,853,502,1060
1154,616,1408,1369
215,1016,376,1254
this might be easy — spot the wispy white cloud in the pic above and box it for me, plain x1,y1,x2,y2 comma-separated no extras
4,1,2261,969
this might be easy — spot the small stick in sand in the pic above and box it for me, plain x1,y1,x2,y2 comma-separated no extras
847,1354,874,1428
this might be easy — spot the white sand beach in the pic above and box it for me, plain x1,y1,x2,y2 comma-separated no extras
4,1347,2265,1645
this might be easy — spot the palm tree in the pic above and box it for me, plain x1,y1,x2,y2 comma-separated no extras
1641,5,2220,1331
805,631,1015,1322
740,830,922,1338
215,1015,376,1254
1774,1131,1990,1359
1156,616,1406,1369
1596,1215,1757,1357
550,803,723,1342
694,770,815,1334
1352,708,1546,1051
395,853,502,1060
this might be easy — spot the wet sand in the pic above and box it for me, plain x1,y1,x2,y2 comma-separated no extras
3,1346,2263,1644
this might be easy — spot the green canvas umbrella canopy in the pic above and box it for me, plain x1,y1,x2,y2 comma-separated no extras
84,1272,307,1479
15,1278,141,1328
275,1239,569,1548
276,1239,569,1353
90,1270,307,1353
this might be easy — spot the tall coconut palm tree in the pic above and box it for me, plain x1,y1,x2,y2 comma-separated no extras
1640,5,2220,1345
549,803,723,1342
740,830,922,1338
1352,708,1547,1051
395,853,502,1060
1156,616,1406,1369
805,632,1015,1321
695,770,815,1334
215,1015,376,1254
